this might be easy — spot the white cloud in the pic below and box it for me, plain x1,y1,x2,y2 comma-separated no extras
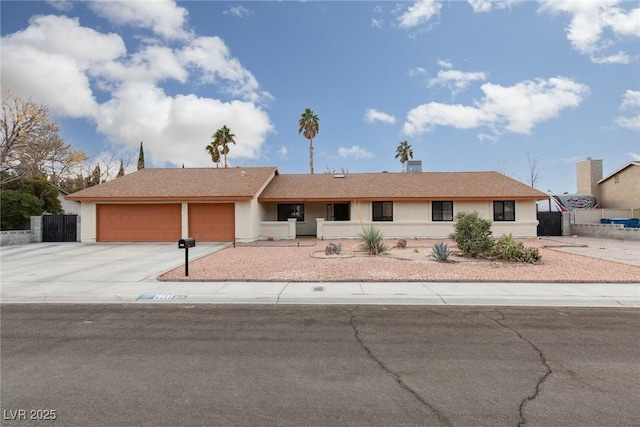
47,0,73,12
403,76,589,137
178,36,269,103
338,146,374,159
628,152,640,161
277,146,288,158
223,6,254,18
0,9,274,168
88,0,189,40
428,68,487,95
467,0,523,13
539,0,640,63
371,18,383,29
364,108,396,124
437,59,452,68
397,0,442,29
0,15,126,118
620,90,640,110
590,51,632,64
615,90,640,130
408,67,427,76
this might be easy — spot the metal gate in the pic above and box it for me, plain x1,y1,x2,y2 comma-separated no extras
537,211,562,236
43,215,78,242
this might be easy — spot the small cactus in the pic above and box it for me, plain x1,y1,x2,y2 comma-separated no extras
432,241,451,262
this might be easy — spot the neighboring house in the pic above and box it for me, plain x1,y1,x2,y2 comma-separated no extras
57,188,81,215
577,158,640,209
66,167,547,242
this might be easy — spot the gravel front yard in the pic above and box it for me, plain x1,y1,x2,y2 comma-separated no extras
159,238,640,283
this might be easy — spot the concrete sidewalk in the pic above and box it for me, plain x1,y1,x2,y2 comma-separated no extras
1,239,638,307
1,280,638,307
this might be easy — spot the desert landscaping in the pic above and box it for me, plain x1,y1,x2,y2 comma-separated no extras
159,238,640,283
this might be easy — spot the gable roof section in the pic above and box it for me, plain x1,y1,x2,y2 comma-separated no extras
259,172,548,201
597,161,640,184
66,167,278,201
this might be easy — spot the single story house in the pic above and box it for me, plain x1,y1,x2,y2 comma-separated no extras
66,166,548,242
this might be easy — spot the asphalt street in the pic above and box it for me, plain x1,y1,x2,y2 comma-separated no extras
1,304,638,427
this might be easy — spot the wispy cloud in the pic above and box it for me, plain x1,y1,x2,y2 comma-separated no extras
428,67,487,95
615,90,640,131
364,108,396,125
223,5,254,18
397,0,441,29
338,145,374,159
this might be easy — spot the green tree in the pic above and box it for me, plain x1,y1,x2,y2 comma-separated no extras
1,175,62,229
298,108,319,174
212,125,235,168
395,140,413,172
205,140,221,168
137,142,145,170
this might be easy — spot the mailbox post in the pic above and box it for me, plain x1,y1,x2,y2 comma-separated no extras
178,238,196,276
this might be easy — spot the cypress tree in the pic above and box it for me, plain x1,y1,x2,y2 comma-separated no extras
117,159,125,178
137,142,145,170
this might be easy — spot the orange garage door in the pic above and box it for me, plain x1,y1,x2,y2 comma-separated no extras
188,203,235,242
97,204,181,242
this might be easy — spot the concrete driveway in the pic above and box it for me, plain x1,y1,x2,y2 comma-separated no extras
1,242,228,283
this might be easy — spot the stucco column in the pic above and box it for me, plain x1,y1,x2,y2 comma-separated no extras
316,218,324,239
287,218,297,239
181,203,189,238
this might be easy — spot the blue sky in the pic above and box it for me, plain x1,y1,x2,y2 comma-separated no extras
1,0,639,194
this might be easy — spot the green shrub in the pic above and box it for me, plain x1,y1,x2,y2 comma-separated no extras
491,234,541,263
449,211,494,257
358,226,389,255
431,241,451,262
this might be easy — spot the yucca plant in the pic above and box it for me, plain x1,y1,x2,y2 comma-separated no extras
358,226,389,255
432,241,451,262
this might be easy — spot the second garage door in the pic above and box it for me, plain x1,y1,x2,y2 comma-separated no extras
188,203,235,242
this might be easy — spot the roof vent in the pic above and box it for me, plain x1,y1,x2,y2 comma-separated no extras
334,174,345,179
407,160,422,173
240,171,246,176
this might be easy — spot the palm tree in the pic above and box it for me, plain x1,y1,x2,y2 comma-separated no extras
205,140,221,168
213,125,236,168
395,140,413,172
298,108,319,174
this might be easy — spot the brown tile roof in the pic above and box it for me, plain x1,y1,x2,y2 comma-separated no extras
258,172,549,201
66,167,278,201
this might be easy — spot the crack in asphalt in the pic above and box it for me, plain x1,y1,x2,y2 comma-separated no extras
343,307,453,427
486,309,553,427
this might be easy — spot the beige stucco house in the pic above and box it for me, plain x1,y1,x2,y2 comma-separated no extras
577,158,640,209
66,167,548,242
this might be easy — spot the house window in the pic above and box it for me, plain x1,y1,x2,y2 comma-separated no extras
493,201,515,221
277,204,304,222
372,201,393,221
432,201,453,221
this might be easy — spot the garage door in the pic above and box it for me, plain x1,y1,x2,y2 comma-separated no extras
97,204,181,242
188,203,235,242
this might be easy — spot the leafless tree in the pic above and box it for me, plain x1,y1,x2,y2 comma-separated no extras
525,151,542,188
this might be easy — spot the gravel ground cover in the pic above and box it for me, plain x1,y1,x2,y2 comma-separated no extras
159,238,640,283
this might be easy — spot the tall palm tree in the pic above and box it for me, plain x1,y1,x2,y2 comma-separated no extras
213,125,236,168
395,140,413,172
205,140,221,168
298,108,319,174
